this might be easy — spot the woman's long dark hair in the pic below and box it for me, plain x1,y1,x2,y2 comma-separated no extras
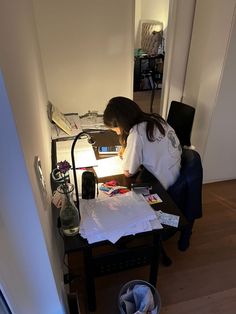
103,96,166,147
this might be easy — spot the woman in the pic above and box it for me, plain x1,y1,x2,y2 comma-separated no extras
103,96,182,189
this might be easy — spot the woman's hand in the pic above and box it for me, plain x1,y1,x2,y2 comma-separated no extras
124,170,133,177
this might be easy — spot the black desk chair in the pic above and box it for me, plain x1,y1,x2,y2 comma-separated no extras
166,148,203,252
134,148,202,263
159,148,203,266
167,101,195,147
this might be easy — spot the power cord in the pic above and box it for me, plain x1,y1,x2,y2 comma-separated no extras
57,216,81,284
64,273,81,284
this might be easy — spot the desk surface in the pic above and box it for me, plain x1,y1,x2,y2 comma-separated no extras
63,177,185,253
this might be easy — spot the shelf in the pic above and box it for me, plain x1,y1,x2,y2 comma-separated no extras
133,54,164,92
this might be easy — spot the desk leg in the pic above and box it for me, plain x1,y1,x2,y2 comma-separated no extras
83,247,96,312
149,233,161,286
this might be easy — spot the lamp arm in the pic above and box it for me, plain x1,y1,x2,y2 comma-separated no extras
71,132,94,208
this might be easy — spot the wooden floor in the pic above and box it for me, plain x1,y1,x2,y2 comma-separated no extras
133,89,162,113
71,179,236,314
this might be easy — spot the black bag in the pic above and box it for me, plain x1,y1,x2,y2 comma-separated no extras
82,171,96,199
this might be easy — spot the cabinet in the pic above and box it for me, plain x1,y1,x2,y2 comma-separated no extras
133,54,164,92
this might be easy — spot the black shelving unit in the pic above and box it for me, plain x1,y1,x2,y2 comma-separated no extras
133,54,164,92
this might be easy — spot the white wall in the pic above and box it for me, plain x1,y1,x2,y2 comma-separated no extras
161,0,196,117
203,7,236,182
134,0,169,48
141,0,169,28
33,0,134,114
0,75,65,314
0,0,66,313
135,0,142,48
183,0,236,182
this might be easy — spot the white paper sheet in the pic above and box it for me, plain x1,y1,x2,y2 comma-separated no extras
155,210,179,227
51,113,82,139
94,156,123,178
79,191,163,244
80,114,108,130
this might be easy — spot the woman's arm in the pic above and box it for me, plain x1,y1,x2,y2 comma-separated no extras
122,127,143,176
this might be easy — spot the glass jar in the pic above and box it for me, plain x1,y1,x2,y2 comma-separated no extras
58,184,80,236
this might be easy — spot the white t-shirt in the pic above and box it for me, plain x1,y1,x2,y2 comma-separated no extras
122,122,182,189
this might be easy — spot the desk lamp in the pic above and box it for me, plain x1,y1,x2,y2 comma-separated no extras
71,132,95,210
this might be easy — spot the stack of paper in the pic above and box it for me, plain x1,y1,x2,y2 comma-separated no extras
79,191,163,244
51,113,83,140
80,113,108,130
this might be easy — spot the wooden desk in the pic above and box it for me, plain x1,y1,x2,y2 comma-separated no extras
51,131,186,312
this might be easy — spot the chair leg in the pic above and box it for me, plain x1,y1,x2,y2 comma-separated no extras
178,220,194,251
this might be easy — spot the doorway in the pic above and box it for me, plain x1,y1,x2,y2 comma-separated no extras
133,0,170,113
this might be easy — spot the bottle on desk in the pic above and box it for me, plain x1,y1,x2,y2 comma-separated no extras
59,184,80,236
